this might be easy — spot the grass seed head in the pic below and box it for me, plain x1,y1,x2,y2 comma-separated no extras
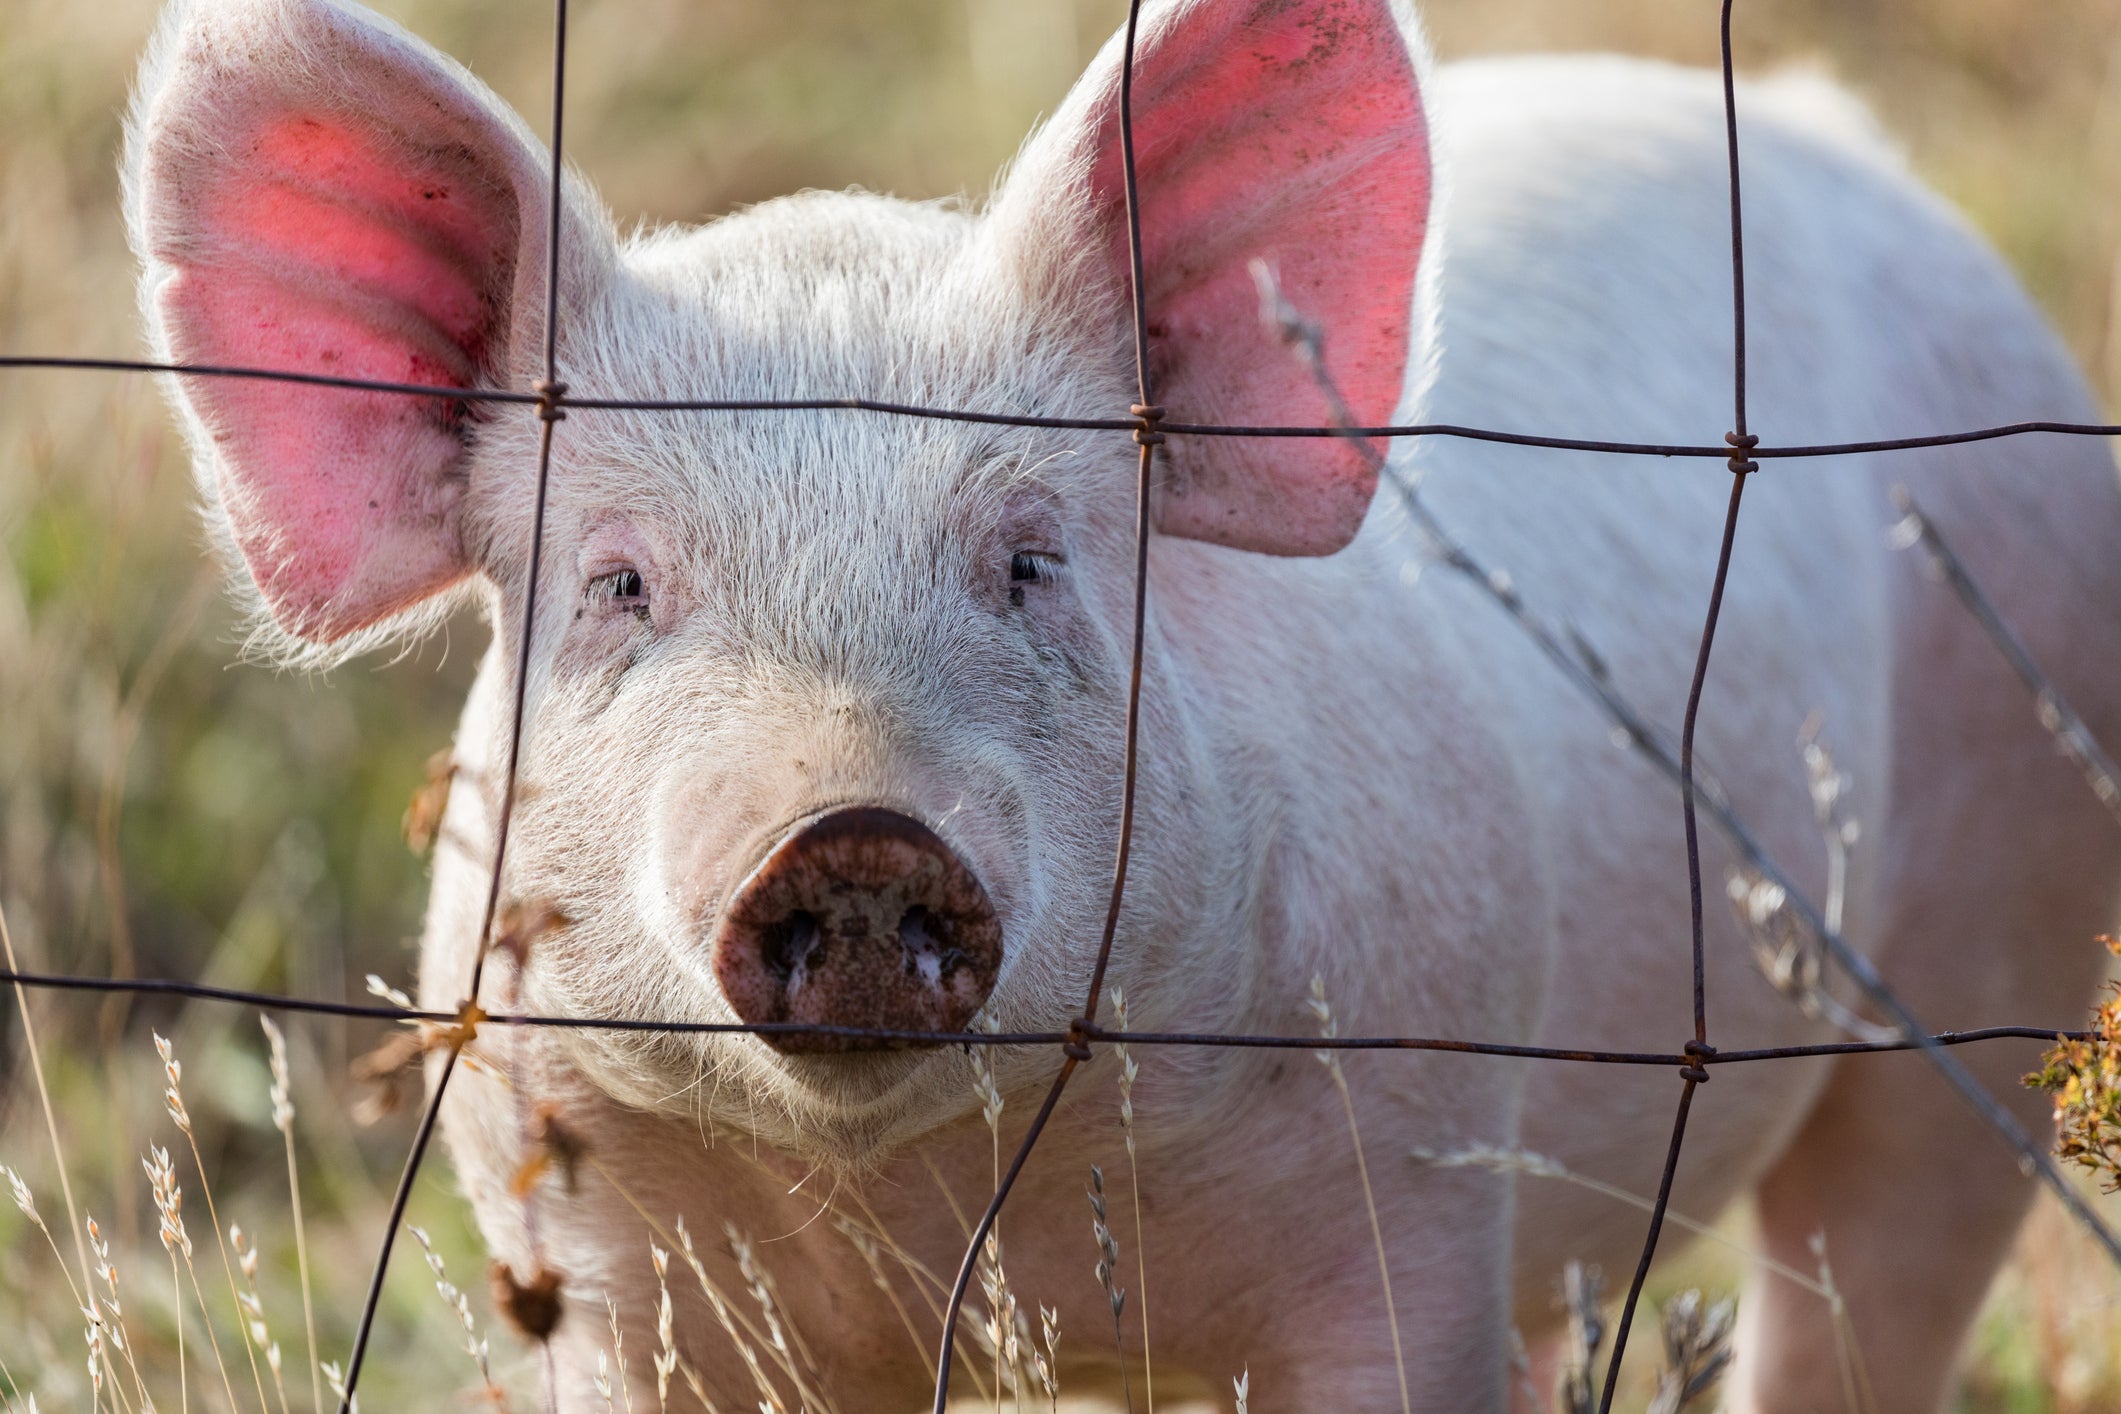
604,1294,633,1414
969,1028,1005,1138
1410,1142,1570,1181
1111,984,1140,1147
1087,1165,1124,1320
1307,973,1341,1064
260,1015,295,1133
230,1224,274,1350
4,1164,40,1227
85,1298,105,1396
323,1359,358,1414
1647,1289,1736,1414
651,1242,676,1409
87,1215,120,1297
142,1145,190,1258
364,975,415,1010
152,1031,191,1134
1033,1304,1060,1408
1555,1260,1605,1414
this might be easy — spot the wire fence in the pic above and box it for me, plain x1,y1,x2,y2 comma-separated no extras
5,0,2121,1409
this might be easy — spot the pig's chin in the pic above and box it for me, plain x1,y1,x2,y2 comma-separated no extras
751,1051,981,1160
563,1026,985,1169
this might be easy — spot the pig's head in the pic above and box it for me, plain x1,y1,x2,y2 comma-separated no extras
127,0,1435,1159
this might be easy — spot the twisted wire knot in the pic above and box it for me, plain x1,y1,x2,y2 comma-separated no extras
1680,1038,1717,1083
443,998,488,1052
1130,402,1166,448
1063,1017,1096,1062
534,379,569,424
1725,430,1759,476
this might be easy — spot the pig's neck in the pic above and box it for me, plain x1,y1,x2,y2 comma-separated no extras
1139,532,1548,1053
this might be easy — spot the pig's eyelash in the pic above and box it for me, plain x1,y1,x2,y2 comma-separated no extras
1006,550,1061,610
1009,551,1061,584
587,566,650,615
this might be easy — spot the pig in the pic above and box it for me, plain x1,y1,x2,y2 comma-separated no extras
125,0,2121,1408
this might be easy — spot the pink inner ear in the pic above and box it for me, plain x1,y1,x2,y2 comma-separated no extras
155,111,520,637
1086,0,1431,556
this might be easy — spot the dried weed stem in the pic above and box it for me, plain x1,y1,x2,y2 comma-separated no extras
1307,976,1411,1414
969,1034,1026,1410
88,1216,153,1414
1808,1234,1878,1414
834,1216,937,1387
726,1224,833,1414
0,902,92,1296
259,1016,321,1414
409,1224,503,1406
1087,1165,1132,1414
230,1225,290,1414
4,1165,85,1313
1409,1144,1831,1300
1555,1261,1604,1414
1111,986,1153,1413
673,1217,788,1414
1032,1305,1059,1414
155,1032,271,1414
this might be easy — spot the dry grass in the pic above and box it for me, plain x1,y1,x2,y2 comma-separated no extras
6,0,2121,1409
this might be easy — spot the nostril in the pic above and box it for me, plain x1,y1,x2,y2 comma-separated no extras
897,906,939,985
760,910,821,985
897,905,968,988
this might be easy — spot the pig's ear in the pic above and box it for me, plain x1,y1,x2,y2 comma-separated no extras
125,0,608,645
991,0,1433,557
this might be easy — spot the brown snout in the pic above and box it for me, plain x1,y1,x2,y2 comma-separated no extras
712,807,1002,1053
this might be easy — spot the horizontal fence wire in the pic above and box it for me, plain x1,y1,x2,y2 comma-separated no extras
4,0,2121,1407
0,965,2093,1061
11,353,2121,459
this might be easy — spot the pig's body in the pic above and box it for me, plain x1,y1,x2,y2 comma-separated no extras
413,55,2121,1414
127,0,2121,1407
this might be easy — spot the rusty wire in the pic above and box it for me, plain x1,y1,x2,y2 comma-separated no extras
6,0,2121,1407
0,964,2097,1062
11,353,2121,461
15,350,2121,460
1591,3,1759,1404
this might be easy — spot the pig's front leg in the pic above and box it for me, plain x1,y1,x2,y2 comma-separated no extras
1153,1052,1525,1414
1243,1162,1518,1413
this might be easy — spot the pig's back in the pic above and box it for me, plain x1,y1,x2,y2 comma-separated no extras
1402,50,2120,948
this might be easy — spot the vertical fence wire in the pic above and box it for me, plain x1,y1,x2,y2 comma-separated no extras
1595,0,1753,1402
930,0,1163,1403
336,0,574,1405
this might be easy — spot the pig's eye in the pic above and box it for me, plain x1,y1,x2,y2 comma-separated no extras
1009,551,1057,584
1007,550,1059,607
590,566,648,613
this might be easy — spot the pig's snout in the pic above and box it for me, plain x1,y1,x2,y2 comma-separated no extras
712,808,1002,1052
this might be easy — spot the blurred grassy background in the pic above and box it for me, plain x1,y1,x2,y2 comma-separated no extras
4,0,2121,1408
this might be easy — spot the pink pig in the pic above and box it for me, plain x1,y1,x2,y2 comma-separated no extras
127,0,2121,1407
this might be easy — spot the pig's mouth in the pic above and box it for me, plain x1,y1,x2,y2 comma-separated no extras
709,806,1003,1053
